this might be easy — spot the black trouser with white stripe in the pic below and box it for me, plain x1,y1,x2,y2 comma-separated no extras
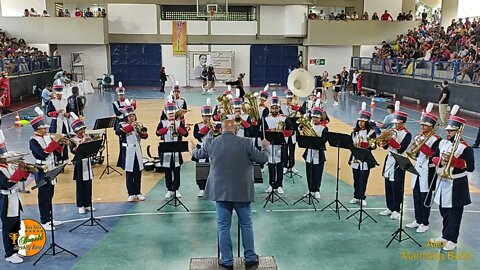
37,183,54,224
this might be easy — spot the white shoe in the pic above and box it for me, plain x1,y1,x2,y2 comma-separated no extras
292,167,299,173
416,224,429,233
265,186,273,193
165,191,173,199
51,220,63,226
42,223,55,231
78,207,86,214
443,241,457,251
390,211,400,220
128,195,136,202
361,200,367,206
314,192,321,199
406,221,420,228
379,209,392,216
86,206,96,212
429,237,447,246
197,190,205,197
277,187,284,194
5,253,23,264
136,194,146,201
349,198,359,204
283,168,287,173
333,102,339,106
175,191,182,198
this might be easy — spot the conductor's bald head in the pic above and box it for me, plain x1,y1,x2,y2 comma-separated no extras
222,119,238,134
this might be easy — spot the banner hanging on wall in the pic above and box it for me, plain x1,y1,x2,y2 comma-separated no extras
172,21,187,55
189,51,234,81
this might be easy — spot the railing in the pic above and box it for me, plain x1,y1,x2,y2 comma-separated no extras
0,56,62,76
351,57,480,85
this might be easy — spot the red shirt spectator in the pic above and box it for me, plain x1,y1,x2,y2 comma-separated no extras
381,10,393,21
441,47,451,60
74,8,82,17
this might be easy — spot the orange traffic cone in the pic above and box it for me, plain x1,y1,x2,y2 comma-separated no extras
15,112,21,127
369,97,376,108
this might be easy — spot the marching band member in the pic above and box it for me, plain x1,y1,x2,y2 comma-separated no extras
161,82,188,121
0,131,31,264
405,103,441,233
47,79,71,164
379,101,412,220
29,107,65,231
281,89,301,174
300,92,320,117
112,82,136,128
349,103,376,206
227,89,252,138
258,87,270,119
263,92,293,194
429,105,474,251
116,103,148,202
69,113,95,214
156,99,189,199
302,100,328,199
193,98,220,197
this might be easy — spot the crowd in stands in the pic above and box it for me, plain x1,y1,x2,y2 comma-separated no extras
308,9,418,21
372,17,480,83
23,8,49,17
57,7,107,18
0,29,54,75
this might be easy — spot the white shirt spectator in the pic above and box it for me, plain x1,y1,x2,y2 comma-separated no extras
352,73,358,84
351,13,359,20
318,11,326,20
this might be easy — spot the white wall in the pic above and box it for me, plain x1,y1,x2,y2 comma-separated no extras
363,0,402,18
29,43,50,54
360,45,380,57
260,6,285,35
307,46,353,77
1,0,46,17
458,0,480,18
162,45,209,87
108,4,157,34
56,45,108,84
211,45,250,86
159,21,208,35
211,21,257,35
284,5,307,37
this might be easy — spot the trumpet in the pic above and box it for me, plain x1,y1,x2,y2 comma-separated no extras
369,128,397,147
6,159,48,173
133,122,148,134
50,134,74,145
234,116,243,126
175,109,191,120
207,121,221,137
406,125,439,161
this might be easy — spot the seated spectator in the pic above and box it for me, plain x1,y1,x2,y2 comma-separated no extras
97,8,102,17
29,8,38,17
318,10,326,20
406,10,414,21
101,9,107,18
339,10,346,20
372,12,379,20
75,8,82,17
381,10,393,21
57,9,64,17
65,9,71,17
351,11,359,20
23,9,29,17
308,10,317,20
42,10,50,17
329,12,335,20
361,12,369,20
84,8,93,17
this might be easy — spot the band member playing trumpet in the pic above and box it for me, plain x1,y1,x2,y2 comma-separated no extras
116,105,148,202
379,102,412,220
112,82,136,129
406,104,441,233
160,82,188,121
69,113,95,214
429,105,474,251
281,89,301,174
29,107,65,231
0,131,31,264
302,101,328,199
349,103,376,206
156,100,189,199
47,79,71,164
193,99,220,197
227,90,252,138
263,92,293,194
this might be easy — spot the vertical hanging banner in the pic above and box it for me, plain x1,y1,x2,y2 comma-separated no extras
172,21,187,56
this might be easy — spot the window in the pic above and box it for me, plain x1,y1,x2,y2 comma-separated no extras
160,5,256,21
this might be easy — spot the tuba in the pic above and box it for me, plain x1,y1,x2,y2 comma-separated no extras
217,94,233,120
406,125,439,160
242,92,260,122
297,114,318,137
287,69,315,97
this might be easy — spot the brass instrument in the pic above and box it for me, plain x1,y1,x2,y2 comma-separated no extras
352,134,362,163
439,125,464,180
234,116,243,126
406,125,439,160
217,94,233,120
208,121,221,136
242,92,260,122
287,69,315,97
296,114,317,137
5,159,48,173
274,121,285,131
133,122,148,134
175,109,191,120
369,128,397,147
169,121,179,138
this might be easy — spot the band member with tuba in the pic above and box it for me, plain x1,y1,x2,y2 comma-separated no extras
281,89,301,174
405,103,441,233
47,79,71,164
349,103,376,206
69,113,95,214
429,105,474,251
193,98,221,197
29,107,65,231
116,104,148,202
302,100,328,199
227,90,252,138
213,87,233,122
0,131,31,264
156,100,189,199
379,101,412,220
263,92,294,194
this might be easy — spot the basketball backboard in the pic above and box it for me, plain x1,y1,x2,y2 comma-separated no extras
196,0,228,18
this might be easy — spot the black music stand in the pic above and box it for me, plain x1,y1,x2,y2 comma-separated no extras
95,117,122,179
157,141,189,212
320,132,351,219
69,140,108,233
346,147,378,229
293,135,324,210
284,117,302,181
386,152,422,248
263,131,288,208
32,163,78,266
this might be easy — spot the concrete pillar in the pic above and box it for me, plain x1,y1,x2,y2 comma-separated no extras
402,0,416,13
441,0,459,28
352,46,361,57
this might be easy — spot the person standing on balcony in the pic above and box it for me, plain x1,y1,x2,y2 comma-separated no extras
381,10,393,21
436,80,450,126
